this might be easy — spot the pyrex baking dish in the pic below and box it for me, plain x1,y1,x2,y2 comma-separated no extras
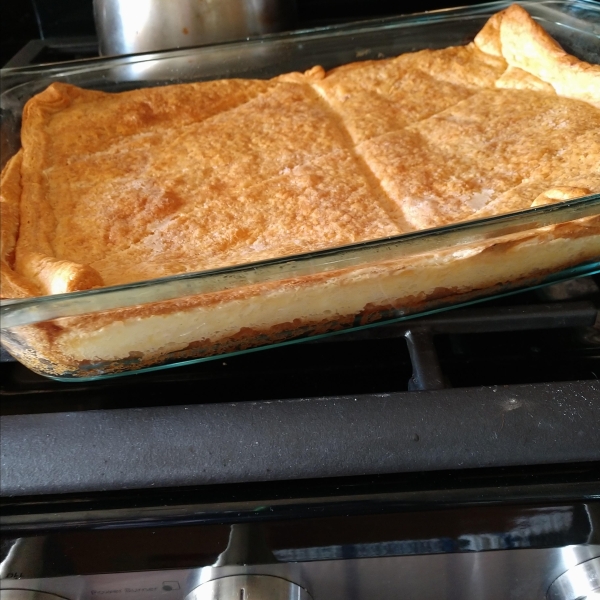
1,0,599,380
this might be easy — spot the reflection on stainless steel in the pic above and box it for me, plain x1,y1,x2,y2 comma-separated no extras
191,526,311,598
187,576,311,600
93,0,296,56
214,525,277,567
547,557,600,600
0,539,47,580
1,546,599,600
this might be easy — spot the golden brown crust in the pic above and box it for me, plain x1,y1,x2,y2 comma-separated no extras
361,89,600,228
15,78,409,292
5,5,599,298
311,43,507,144
13,79,285,295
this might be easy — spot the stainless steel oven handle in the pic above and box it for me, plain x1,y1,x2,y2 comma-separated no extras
547,557,600,600
186,575,312,600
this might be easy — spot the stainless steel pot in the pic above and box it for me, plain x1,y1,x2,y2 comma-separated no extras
93,0,296,56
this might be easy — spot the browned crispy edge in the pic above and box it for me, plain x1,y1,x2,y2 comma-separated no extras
474,4,600,107
16,84,86,264
0,151,41,298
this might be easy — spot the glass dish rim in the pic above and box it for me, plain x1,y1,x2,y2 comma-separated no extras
1,0,598,81
1,195,599,329
40,262,600,382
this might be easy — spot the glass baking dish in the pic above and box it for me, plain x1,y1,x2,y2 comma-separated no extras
1,0,599,380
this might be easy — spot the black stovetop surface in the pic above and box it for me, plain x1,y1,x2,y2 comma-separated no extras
2,278,599,501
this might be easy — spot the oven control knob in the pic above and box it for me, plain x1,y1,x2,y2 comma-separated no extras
547,557,600,600
187,575,312,600
0,592,69,600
